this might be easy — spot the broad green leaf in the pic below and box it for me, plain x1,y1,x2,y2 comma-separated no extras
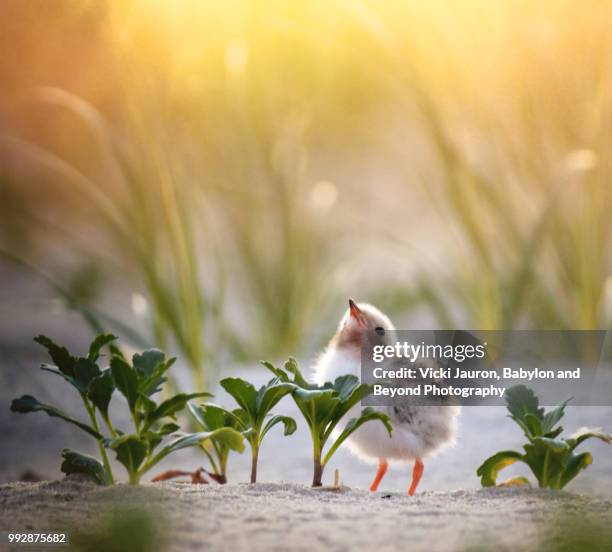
187,402,208,429
231,408,252,430
141,431,163,456
179,429,246,454
40,364,82,391
506,384,544,424
293,387,337,403
189,402,242,431
109,344,126,360
87,369,114,420
284,357,313,389
312,391,344,431
541,399,571,435
143,392,211,430
138,393,157,415
10,395,102,439
74,358,101,390
546,426,564,439
322,408,392,466
34,335,76,377
147,428,245,470
255,379,296,420
111,356,139,412
566,427,612,450
332,375,361,401
133,349,166,376
523,413,543,438
260,415,297,441
141,425,178,455
158,422,180,435
523,438,570,487
559,452,593,489
108,435,147,474
499,476,531,487
260,361,290,382
219,378,258,417
293,387,340,430
60,449,109,485
534,437,570,452
476,450,525,487
137,359,174,397
325,383,372,438
88,333,117,362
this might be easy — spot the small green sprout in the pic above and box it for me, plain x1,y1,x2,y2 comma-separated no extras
203,376,298,483
187,402,247,483
263,358,392,487
477,385,612,489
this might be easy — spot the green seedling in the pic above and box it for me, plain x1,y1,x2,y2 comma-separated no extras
11,334,121,484
263,358,392,487
477,384,612,489
105,348,224,484
10,334,240,484
184,402,246,483
201,376,298,483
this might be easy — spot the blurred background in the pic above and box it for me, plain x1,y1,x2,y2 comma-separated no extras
1,0,611,489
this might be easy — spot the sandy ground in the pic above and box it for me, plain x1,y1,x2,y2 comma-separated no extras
1,478,611,552
2,307,612,551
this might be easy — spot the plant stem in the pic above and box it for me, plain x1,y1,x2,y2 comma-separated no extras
219,449,229,483
102,413,118,438
312,454,323,487
201,445,219,475
311,414,324,487
312,431,323,486
129,471,141,485
82,397,114,484
250,446,259,484
130,407,140,434
542,448,550,488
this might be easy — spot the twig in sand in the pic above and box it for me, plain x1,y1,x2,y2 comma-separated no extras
152,468,208,484
312,469,347,492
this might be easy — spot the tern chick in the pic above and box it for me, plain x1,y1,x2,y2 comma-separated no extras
313,299,460,495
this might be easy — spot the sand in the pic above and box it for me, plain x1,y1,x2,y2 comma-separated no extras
3,356,612,550
1,478,611,552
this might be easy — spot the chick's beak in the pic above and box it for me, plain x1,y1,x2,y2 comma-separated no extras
349,298,367,328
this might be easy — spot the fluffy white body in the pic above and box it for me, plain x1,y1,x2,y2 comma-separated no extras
313,302,460,472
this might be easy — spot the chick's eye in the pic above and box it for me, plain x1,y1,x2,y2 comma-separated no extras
375,326,385,336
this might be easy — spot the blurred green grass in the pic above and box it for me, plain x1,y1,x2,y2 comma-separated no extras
72,509,164,552
0,0,610,389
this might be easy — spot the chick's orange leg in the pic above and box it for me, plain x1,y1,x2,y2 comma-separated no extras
369,458,388,491
408,458,424,496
